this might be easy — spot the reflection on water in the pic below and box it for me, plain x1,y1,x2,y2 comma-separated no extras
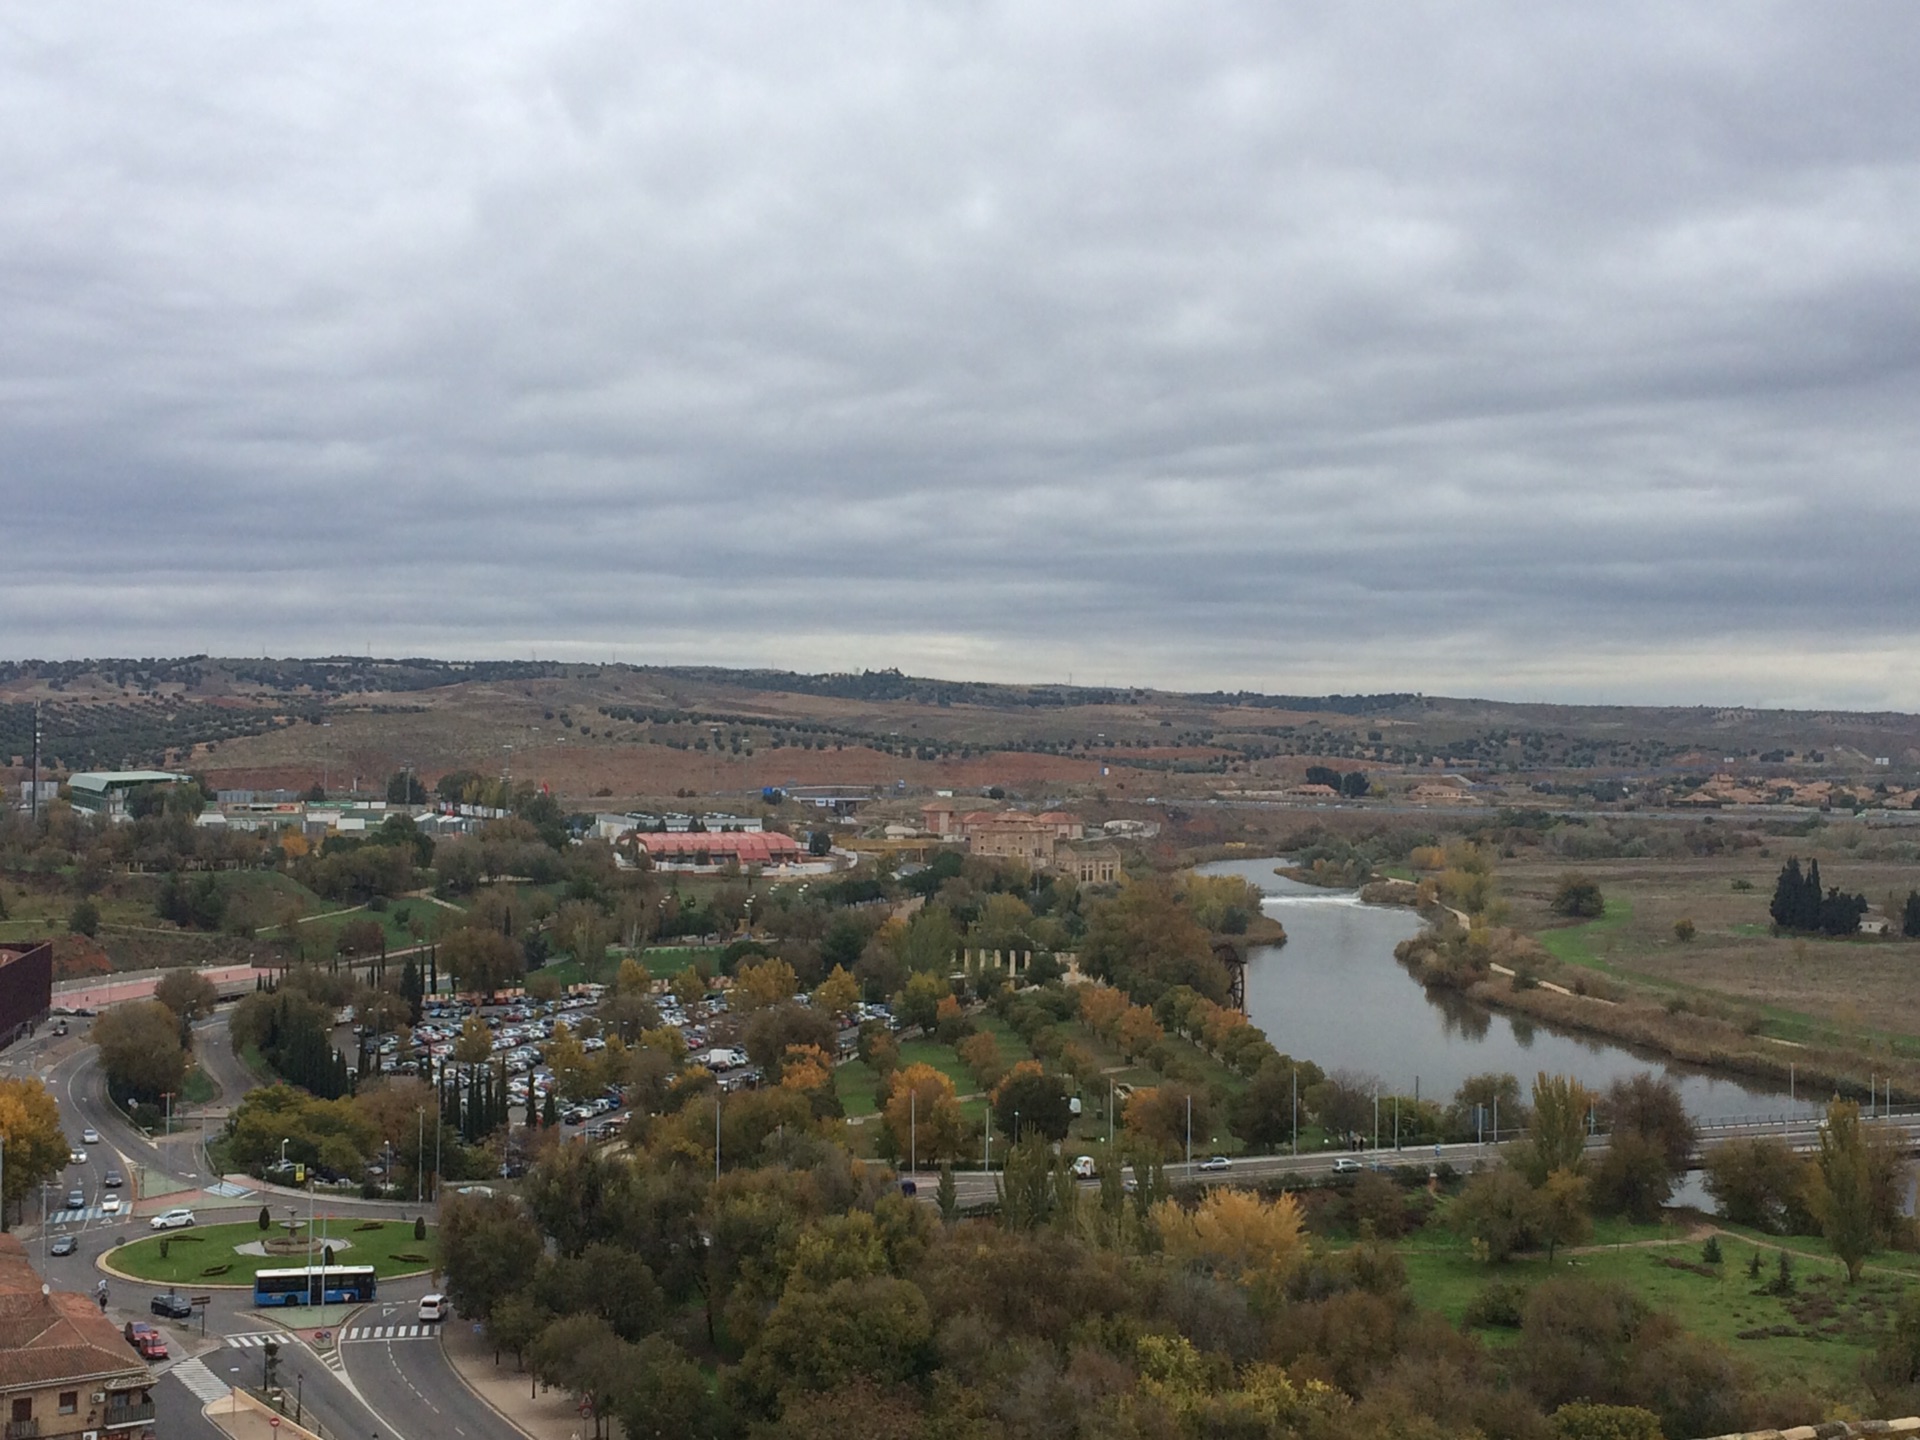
1198,857,1812,1122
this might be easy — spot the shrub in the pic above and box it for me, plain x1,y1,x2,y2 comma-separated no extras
1701,1235,1722,1265
1550,1402,1663,1440
1746,1250,1763,1279
1463,1279,1529,1329
1673,918,1696,942
354,1221,384,1232
393,1252,430,1264
414,1215,427,1242
69,899,101,937
258,1206,271,1231
201,1263,232,1277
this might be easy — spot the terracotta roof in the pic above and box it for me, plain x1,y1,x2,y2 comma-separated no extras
0,1236,152,1393
632,832,803,863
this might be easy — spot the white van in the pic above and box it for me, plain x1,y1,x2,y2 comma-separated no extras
418,1294,450,1323
1070,1155,1097,1180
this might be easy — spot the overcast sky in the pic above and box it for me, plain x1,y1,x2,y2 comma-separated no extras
5,4,1918,708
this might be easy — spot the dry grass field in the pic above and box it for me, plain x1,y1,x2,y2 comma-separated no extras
1501,853,1920,1046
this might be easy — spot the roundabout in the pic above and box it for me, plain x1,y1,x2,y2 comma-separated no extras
100,1218,438,1289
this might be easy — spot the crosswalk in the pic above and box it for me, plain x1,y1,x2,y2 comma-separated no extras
341,1324,438,1342
224,1332,293,1349
168,1358,231,1406
48,1206,108,1224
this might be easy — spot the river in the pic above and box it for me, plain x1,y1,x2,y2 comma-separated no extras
1197,857,1824,1124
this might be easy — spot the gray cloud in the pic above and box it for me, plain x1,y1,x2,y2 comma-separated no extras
5,3,1920,706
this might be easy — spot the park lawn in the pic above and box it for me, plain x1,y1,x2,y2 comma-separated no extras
109,1219,436,1289
898,1040,977,1095
836,1058,880,1118
973,1015,1030,1069
179,1067,217,1105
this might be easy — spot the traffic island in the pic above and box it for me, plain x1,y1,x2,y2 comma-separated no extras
100,1219,435,1290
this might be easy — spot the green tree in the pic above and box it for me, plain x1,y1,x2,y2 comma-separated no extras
93,1000,188,1104
441,925,523,996
1904,889,1920,940
68,898,100,937
1453,1167,1543,1262
153,969,220,1037
1521,1072,1594,1183
615,1335,729,1440
1806,1098,1877,1282
439,1194,546,1321
1703,1136,1806,1232
990,1064,1073,1144
1549,875,1606,919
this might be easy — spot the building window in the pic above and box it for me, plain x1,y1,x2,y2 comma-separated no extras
10,1400,30,1423
58,1395,77,1417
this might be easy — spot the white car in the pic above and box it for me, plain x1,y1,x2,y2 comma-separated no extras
69,1149,87,1165
81,1127,100,1145
418,1294,450,1323
1198,1155,1233,1172
101,1195,122,1216
149,1208,195,1230
1331,1157,1363,1174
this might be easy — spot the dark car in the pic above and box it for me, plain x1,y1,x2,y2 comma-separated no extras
150,1292,193,1319
49,1234,77,1257
102,1169,125,1189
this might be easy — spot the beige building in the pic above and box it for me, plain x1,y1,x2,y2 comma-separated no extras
0,1236,155,1440
1051,842,1122,885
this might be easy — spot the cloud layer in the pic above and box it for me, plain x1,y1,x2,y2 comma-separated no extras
6,3,1919,706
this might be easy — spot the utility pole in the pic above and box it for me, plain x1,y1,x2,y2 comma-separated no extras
416,1109,424,1205
30,703,40,823
1291,1067,1298,1157
714,1093,721,1180
910,1088,917,1179
1184,1095,1192,1172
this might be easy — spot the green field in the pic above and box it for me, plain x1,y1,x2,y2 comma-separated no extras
1535,897,1635,972
109,1218,435,1289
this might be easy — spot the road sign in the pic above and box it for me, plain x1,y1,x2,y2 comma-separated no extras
190,1296,212,1306
270,1418,280,1431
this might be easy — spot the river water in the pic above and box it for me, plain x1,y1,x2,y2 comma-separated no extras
1198,857,1824,1124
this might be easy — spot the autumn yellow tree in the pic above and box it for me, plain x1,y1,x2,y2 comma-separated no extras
1076,983,1129,1042
813,965,860,1017
0,1078,69,1219
780,1043,835,1097
1117,1004,1164,1061
957,1032,1003,1090
733,957,798,1012
882,1063,967,1168
1153,1187,1306,1286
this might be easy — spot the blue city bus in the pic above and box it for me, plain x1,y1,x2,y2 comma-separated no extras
253,1265,378,1307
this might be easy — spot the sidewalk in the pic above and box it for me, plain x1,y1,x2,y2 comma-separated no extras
442,1314,605,1440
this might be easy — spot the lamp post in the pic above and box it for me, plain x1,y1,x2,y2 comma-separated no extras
416,1109,425,1205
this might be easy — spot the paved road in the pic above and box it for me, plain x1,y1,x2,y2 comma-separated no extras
335,1283,515,1440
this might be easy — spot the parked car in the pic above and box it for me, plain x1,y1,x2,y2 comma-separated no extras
150,1208,195,1230
150,1292,193,1319
124,1322,168,1360
49,1234,77,1257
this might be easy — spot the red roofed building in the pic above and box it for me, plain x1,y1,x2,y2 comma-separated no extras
0,1235,155,1440
633,831,805,868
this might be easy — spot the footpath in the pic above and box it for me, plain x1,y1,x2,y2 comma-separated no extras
441,1317,602,1440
